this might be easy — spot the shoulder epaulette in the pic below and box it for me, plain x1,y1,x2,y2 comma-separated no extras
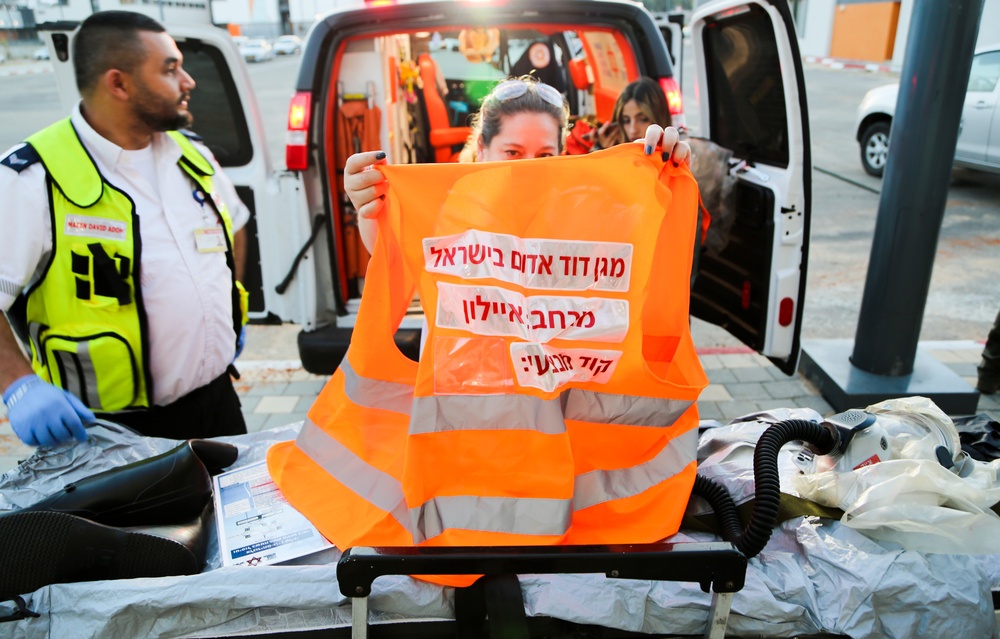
1,143,41,174
177,129,205,143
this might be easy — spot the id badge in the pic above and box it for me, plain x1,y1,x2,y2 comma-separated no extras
195,227,227,253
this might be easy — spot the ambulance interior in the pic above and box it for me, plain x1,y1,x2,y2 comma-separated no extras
325,25,652,305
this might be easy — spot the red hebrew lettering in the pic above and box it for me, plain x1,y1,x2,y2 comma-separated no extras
463,299,471,324
443,247,457,266
525,254,535,272
611,257,626,278
457,246,468,264
508,304,524,324
475,294,491,320
538,254,553,275
598,358,613,374
568,311,581,327
579,355,594,371
469,244,487,264
530,309,547,329
547,310,566,330
493,249,504,267
594,257,610,282
533,355,551,376
430,246,444,267
512,250,524,273
559,255,572,276
581,311,596,328
578,256,591,276
558,354,574,370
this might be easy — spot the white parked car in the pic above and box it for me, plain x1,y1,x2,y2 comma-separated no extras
239,38,274,62
32,46,50,60
855,44,1000,177
272,35,302,55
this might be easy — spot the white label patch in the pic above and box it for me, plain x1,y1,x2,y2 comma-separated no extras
65,215,127,242
510,343,622,392
436,282,628,343
423,230,632,292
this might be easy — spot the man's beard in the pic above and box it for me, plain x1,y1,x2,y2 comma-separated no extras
133,80,194,131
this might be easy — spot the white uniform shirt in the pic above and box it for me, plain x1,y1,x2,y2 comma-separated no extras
0,103,250,406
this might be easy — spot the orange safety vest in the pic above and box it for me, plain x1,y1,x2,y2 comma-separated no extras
268,144,708,586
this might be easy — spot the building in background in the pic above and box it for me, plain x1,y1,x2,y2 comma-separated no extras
797,0,1000,67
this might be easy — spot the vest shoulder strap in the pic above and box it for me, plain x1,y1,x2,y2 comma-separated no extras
26,119,103,207
1,143,41,174
167,130,215,177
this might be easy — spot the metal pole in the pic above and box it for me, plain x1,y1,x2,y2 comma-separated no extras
851,0,986,376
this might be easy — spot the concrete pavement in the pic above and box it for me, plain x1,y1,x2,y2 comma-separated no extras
2,333,996,475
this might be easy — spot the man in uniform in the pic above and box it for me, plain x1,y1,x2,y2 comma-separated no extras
0,11,250,446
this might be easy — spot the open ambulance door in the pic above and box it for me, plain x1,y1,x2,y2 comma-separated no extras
654,11,685,89
688,0,811,375
37,23,316,329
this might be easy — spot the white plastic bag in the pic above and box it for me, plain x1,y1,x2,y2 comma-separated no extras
792,396,1000,554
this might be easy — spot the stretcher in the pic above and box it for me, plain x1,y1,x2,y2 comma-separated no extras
0,414,996,639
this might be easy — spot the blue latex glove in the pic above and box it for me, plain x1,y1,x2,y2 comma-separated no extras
234,325,247,360
2,374,93,447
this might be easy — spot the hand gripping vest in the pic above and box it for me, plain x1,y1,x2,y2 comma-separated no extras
268,145,708,586
19,119,246,411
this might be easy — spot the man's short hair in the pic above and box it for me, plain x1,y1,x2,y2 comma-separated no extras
73,11,166,95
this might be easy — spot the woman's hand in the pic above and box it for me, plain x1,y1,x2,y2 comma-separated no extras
344,150,389,219
344,150,388,253
640,125,691,165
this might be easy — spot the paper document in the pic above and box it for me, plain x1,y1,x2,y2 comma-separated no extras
213,460,333,567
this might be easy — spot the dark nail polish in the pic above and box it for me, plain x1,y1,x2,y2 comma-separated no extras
375,151,386,160
673,161,680,168
644,145,652,155
661,150,672,163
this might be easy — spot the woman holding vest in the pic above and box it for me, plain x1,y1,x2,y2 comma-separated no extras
269,76,706,586
346,75,691,251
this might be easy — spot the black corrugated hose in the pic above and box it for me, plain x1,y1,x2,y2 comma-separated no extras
692,419,838,558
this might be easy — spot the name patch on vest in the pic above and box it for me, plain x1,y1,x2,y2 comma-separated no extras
65,215,127,241
437,282,629,343
510,343,622,392
423,230,632,292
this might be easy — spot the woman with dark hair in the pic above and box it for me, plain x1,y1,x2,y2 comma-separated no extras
590,76,671,150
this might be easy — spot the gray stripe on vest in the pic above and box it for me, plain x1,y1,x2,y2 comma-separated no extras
296,418,411,531
411,494,572,544
573,427,698,511
340,357,414,416
0,277,21,299
28,322,44,360
562,389,693,427
409,394,566,435
54,350,82,401
75,341,102,410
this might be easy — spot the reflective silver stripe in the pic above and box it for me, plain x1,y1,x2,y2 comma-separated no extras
409,394,565,435
411,494,572,544
340,356,414,416
573,427,698,511
296,417,412,531
562,389,693,428
28,322,44,359
75,341,102,410
54,350,82,401
0,277,21,299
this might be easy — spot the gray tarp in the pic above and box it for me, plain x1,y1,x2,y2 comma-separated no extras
0,413,996,639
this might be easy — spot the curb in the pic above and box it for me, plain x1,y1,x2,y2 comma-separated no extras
0,63,53,78
803,55,895,73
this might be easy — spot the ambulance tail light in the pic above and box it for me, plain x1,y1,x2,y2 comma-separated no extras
364,0,396,6
286,91,312,171
659,76,685,129
659,76,684,118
